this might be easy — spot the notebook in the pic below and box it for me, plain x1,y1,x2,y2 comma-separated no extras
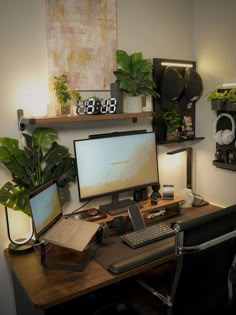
28,180,100,252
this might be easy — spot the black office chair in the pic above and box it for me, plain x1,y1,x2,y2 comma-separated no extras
123,205,236,315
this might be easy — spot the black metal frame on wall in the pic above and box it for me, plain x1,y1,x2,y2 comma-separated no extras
152,58,203,144
212,101,236,171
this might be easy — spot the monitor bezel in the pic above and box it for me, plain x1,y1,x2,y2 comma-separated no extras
73,130,159,213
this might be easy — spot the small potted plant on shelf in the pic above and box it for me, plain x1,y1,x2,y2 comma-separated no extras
53,74,81,116
163,109,181,141
207,88,228,110
113,50,158,113
225,88,236,110
0,127,77,217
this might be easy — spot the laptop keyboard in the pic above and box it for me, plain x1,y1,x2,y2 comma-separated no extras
121,223,175,248
44,218,81,243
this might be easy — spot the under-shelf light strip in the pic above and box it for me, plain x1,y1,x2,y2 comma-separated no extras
222,83,236,87
161,62,193,68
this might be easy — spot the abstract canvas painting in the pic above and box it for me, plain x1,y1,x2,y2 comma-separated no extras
45,0,117,91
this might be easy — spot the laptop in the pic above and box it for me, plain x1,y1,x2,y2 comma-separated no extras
28,180,100,252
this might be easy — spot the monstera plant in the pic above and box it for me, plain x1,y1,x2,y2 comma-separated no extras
0,127,77,216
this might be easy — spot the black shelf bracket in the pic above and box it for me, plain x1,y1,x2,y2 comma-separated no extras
17,109,25,131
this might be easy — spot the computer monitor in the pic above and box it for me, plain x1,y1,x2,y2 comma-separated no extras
73,131,159,215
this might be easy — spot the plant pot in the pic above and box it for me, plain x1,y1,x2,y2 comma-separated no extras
225,101,236,111
125,95,142,113
211,99,226,111
167,131,178,141
56,102,71,116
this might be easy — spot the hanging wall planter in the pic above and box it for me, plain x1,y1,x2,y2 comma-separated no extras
211,99,226,111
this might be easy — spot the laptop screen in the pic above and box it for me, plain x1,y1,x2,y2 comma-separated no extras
28,180,62,237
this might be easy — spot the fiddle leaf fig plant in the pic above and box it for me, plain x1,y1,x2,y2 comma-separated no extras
0,127,77,216
113,50,158,97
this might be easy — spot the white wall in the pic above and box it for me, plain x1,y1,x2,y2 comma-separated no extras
117,0,193,59
193,0,236,207
0,0,207,314
117,0,194,200
0,1,49,315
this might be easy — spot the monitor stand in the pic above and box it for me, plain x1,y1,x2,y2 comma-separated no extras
99,193,137,215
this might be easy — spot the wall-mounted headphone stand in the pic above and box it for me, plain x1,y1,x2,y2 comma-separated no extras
212,95,236,171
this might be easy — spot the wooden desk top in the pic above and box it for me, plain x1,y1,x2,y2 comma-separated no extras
4,202,221,310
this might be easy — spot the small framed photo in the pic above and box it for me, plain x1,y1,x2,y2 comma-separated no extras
162,184,174,200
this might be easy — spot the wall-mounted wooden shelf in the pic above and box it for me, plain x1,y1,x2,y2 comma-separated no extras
17,109,153,130
212,160,236,171
211,101,236,112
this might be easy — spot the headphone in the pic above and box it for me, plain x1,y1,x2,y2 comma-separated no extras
214,113,235,145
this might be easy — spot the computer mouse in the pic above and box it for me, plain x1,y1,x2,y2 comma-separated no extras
87,208,98,216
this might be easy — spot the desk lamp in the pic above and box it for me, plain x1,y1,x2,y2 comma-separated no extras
5,206,35,254
167,147,208,207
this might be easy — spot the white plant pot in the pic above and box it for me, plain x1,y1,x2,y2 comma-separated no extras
125,95,143,113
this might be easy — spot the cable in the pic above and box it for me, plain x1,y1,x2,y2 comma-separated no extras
193,192,203,201
192,193,209,207
67,200,91,216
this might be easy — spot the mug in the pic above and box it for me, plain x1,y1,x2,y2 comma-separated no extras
180,188,194,208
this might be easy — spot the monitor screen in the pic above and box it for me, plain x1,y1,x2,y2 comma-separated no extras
73,131,159,215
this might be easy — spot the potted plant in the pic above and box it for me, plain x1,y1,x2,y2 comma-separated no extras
53,74,81,116
207,88,228,110
113,50,158,113
225,88,236,102
0,127,77,217
163,109,181,141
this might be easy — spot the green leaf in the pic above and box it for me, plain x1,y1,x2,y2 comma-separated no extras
116,50,130,71
130,52,143,63
32,128,58,148
0,182,31,216
0,147,12,163
0,137,19,153
0,138,27,166
57,185,70,206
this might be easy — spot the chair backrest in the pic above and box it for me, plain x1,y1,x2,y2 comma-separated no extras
168,205,236,315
